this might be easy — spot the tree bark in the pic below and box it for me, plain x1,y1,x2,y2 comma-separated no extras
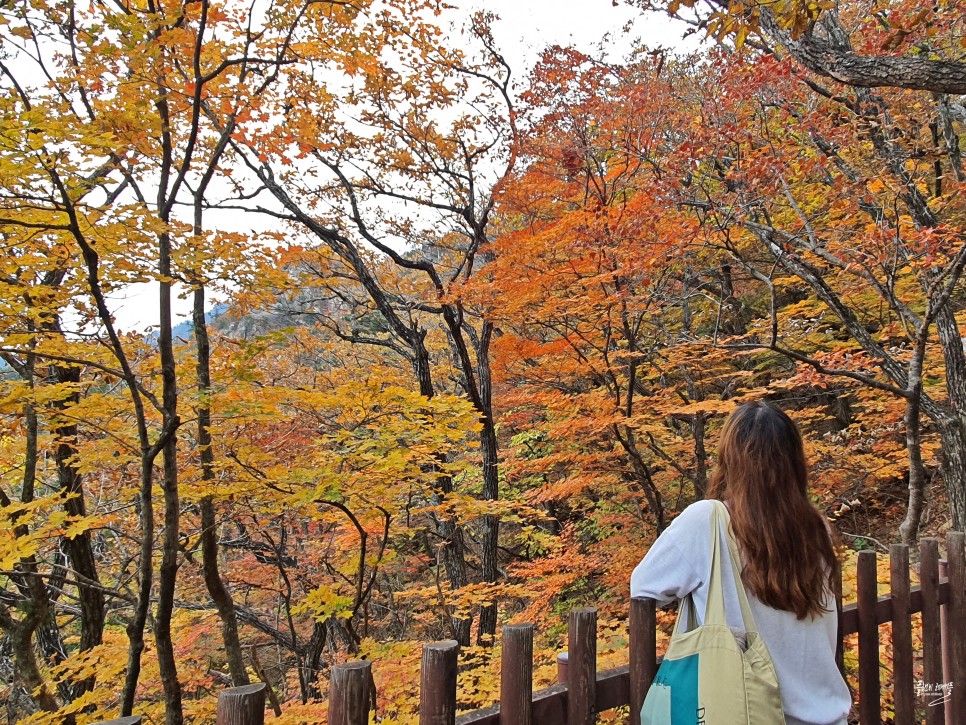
0,391,62,720
0,602,60,720
614,424,666,532
194,270,249,687
691,413,708,501
475,321,499,645
303,622,327,700
762,10,966,94
937,416,966,533
154,228,184,725
52,364,105,662
930,303,966,532
899,338,928,544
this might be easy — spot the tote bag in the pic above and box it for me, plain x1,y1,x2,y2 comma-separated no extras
640,501,785,725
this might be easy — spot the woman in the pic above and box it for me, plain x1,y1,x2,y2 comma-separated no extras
631,401,850,725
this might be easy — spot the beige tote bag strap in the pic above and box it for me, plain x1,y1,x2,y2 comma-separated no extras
672,592,700,635
705,500,759,634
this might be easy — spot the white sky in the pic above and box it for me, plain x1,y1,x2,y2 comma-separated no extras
108,1,693,333
482,0,691,67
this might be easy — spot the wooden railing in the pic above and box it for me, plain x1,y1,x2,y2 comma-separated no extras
95,532,966,724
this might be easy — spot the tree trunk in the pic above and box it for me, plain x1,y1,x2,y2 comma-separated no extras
155,231,184,725
899,323,931,544
121,461,154,716
195,286,250,686
65,163,156,721
1,603,60,720
614,425,666,533
899,390,927,544
256,168,477,647
691,413,708,502
413,331,472,646
52,364,105,664
0,399,62,720
434,512,472,647
35,567,74,705
303,622,327,700
926,263,966,532
200,491,249,684
936,415,966,532
476,321,499,645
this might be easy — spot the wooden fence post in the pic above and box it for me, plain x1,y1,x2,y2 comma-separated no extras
556,652,569,685
567,607,597,725
329,660,372,725
939,558,951,725
856,550,879,725
947,531,965,725
834,562,845,677
921,538,945,725
500,624,534,725
419,640,459,725
890,544,914,725
629,597,656,725
217,683,266,725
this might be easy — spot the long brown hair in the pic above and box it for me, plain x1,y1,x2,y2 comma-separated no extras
707,401,838,619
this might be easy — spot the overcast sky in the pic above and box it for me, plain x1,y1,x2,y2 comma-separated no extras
481,0,689,68
109,1,692,332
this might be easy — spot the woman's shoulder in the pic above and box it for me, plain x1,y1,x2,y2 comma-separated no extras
675,499,718,521
666,499,719,534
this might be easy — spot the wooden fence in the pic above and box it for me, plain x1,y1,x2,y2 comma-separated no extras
96,532,965,724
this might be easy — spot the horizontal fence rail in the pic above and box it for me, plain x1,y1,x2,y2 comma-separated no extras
92,533,965,724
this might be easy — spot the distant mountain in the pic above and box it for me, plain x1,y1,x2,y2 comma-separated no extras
145,302,230,345
149,279,356,344
209,288,351,340
171,303,230,341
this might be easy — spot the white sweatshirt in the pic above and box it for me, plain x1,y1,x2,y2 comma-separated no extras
630,500,851,725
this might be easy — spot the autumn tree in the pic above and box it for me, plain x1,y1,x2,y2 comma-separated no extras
632,34,966,539
223,8,519,645
0,0,304,719
4,0,527,717
476,48,719,537
175,323,483,701
481,33,961,556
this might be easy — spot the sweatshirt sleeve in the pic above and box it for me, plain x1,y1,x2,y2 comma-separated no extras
629,500,710,605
